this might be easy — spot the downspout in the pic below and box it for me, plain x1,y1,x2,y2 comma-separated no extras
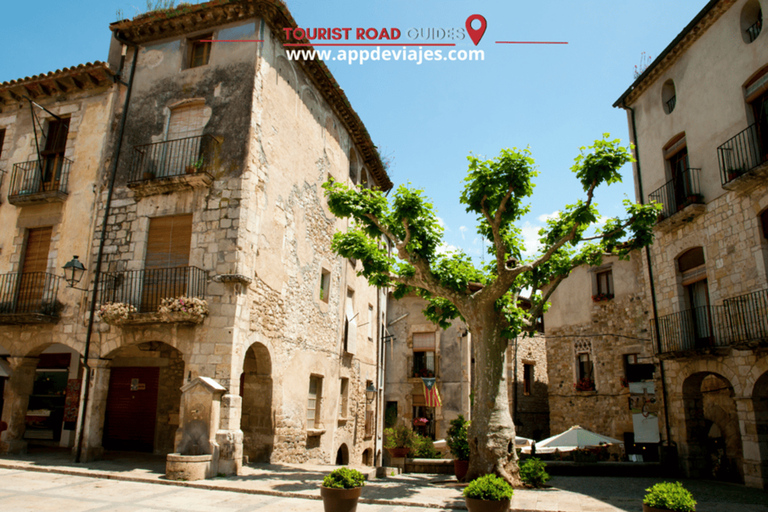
622,103,672,448
374,285,381,466
75,33,139,463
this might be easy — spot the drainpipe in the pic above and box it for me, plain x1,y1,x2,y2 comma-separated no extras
621,103,673,450
75,33,139,463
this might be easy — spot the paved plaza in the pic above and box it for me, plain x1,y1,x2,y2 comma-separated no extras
0,451,767,511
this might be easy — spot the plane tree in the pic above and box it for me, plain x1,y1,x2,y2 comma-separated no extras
323,135,658,485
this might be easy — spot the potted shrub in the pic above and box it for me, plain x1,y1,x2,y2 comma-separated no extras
446,415,470,480
519,457,549,488
320,467,365,512
463,474,514,512
383,421,416,458
642,481,696,512
413,434,441,459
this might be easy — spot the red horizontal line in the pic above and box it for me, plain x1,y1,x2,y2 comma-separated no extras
284,43,456,47
495,41,569,44
200,39,264,42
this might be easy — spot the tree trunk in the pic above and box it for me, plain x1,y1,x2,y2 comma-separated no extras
464,307,522,486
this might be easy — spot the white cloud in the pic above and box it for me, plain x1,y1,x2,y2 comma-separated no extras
436,242,460,256
520,222,542,257
459,225,468,240
436,216,447,230
537,211,560,223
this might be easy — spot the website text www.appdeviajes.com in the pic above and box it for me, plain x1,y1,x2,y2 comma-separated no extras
285,47,485,65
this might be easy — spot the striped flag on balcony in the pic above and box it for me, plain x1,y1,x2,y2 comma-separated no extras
421,377,442,408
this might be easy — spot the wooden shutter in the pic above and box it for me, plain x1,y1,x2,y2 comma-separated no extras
145,215,192,269
22,227,52,274
41,118,69,190
167,103,205,141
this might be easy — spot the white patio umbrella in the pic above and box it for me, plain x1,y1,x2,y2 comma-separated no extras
522,425,622,454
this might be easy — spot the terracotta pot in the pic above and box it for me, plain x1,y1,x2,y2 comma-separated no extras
320,486,362,512
387,447,409,458
465,496,511,512
642,505,673,512
454,459,469,480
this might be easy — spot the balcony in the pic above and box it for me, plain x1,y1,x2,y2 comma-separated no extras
8,157,72,205
648,168,705,230
722,289,768,347
717,123,768,189
127,134,219,198
747,18,762,43
99,266,207,325
0,272,63,324
653,290,768,358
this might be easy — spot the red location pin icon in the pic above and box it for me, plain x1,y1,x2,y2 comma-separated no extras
465,14,487,46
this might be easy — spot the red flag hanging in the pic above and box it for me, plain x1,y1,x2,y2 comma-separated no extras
421,377,442,407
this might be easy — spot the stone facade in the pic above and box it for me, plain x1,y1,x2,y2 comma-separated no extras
615,0,768,487
0,0,390,473
545,255,656,448
385,294,549,442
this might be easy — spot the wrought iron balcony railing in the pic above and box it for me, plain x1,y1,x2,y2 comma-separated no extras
665,95,676,113
130,134,220,183
0,272,62,317
648,168,703,220
99,266,207,313
723,288,768,344
653,305,730,355
717,123,766,185
8,157,72,202
747,18,763,43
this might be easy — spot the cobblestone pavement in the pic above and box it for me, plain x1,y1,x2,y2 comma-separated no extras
0,451,767,511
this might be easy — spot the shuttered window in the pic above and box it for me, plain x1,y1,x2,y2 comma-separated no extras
167,103,206,141
0,128,6,159
23,227,53,274
145,215,192,269
41,118,69,190
412,332,435,351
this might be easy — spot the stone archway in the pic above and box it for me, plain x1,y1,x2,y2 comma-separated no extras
102,341,185,454
682,371,744,482
240,342,273,463
336,443,349,465
752,371,768,487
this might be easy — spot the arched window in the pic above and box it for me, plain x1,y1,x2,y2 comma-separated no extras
741,0,763,43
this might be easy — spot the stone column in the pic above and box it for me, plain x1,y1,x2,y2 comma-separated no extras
216,393,243,475
0,357,39,454
735,396,764,488
75,359,111,462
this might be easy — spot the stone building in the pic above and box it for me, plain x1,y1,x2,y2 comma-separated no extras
1,0,392,474
385,293,549,442
614,0,768,487
0,62,118,453
544,254,656,455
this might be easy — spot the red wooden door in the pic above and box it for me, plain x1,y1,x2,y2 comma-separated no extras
103,367,159,452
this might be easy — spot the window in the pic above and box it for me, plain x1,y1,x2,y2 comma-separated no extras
576,353,594,390
761,209,768,239
143,215,193,312
661,79,676,114
18,227,52,310
412,332,436,378
319,268,330,302
596,270,613,297
367,304,374,340
188,34,212,68
349,150,359,184
623,354,655,384
678,247,711,345
307,375,322,429
343,288,357,354
338,377,348,418
523,363,533,396
0,128,5,159
41,117,70,192
741,0,763,43
364,379,374,437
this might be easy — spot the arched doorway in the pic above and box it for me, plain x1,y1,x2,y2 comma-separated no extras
683,372,744,482
103,341,184,454
753,371,768,486
240,342,273,463
336,443,349,465
362,448,372,466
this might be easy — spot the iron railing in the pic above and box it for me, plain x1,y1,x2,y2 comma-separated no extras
648,168,703,219
130,134,219,182
718,123,766,185
653,305,731,354
99,266,206,313
8,157,72,199
723,289,768,344
747,17,763,43
665,95,676,113
0,272,62,316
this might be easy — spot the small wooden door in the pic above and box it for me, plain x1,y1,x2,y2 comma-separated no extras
103,367,160,452
18,227,52,312
41,118,69,191
141,215,192,312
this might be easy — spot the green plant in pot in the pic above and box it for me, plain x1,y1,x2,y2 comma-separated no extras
519,457,550,488
643,481,696,512
463,474,514,512
383,421,416,458
321,467,365,512
446,414,470,480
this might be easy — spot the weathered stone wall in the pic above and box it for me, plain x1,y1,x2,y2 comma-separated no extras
507,333,550,440
545,254,654,441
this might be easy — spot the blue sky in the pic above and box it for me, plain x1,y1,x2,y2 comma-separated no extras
0,1,706,261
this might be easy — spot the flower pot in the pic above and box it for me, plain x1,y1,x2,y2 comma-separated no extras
465,496,511,512
454,459,469,480
387,447,409,458
643,504,673,512
320,486,362,512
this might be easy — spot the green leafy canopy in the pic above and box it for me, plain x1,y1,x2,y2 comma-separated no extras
322,135,659,338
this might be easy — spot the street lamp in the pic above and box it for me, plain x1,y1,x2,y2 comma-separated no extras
365,383,377,404
62,256,86,288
